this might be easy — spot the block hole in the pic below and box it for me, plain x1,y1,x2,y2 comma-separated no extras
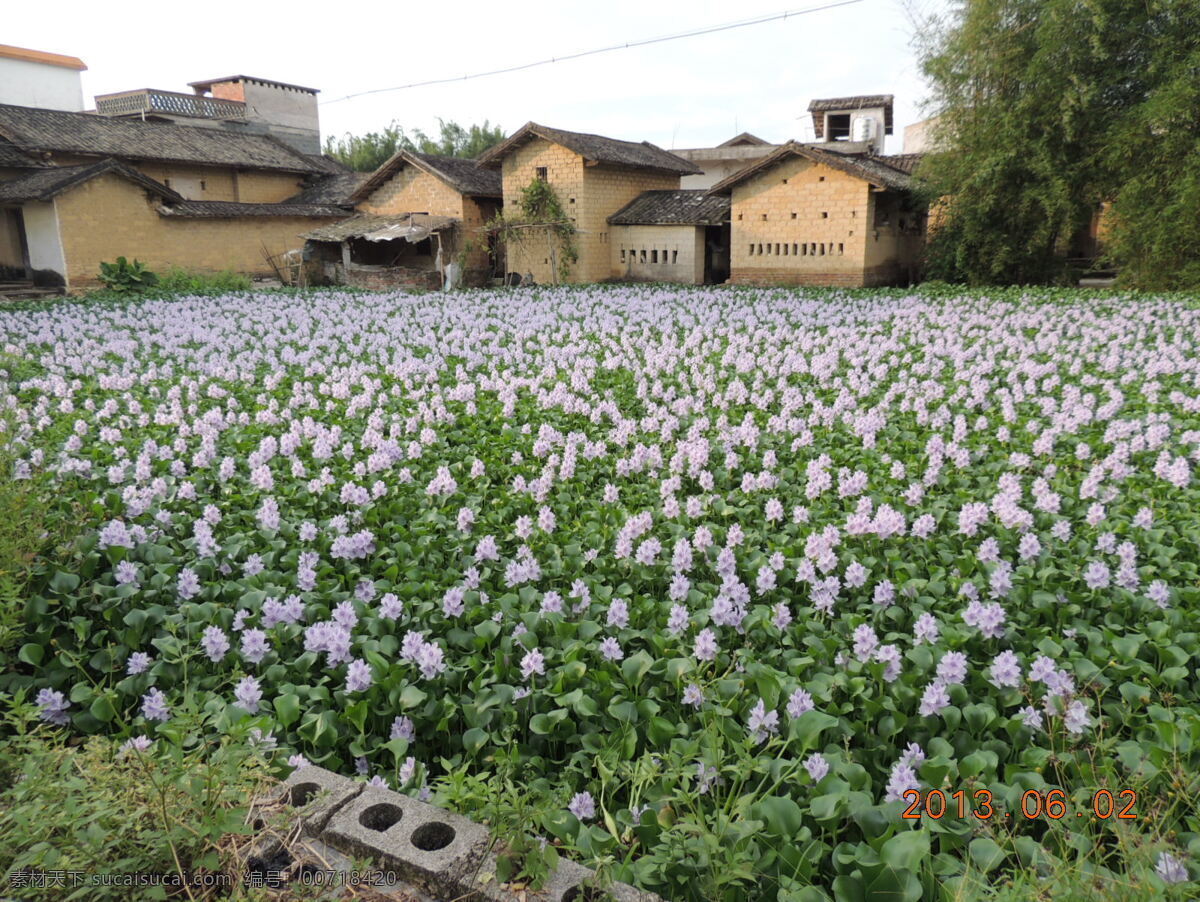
246,847,293,882
288,782,320,807
360,803,404,832
411,821,455,851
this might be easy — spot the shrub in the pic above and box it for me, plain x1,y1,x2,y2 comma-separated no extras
97,257,159,294
156,268,252,295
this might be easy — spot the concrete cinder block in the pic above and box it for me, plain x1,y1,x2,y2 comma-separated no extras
323,785,491,898
277,765,364,836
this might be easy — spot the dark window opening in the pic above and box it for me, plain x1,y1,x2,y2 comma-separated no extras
791,212,797,219
749,244,755,256
838,243,844,255
651,249,658,263
775,243,781,255
671,250,678,264
761,213,768,221
535,167,548,182
826,113,851,141
640,249,647,263
200,179,206,191
818,175,826,182
821,211,828,219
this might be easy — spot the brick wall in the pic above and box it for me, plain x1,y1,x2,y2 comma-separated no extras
500,140,585,284
577,166,680,283
610,223,705,283
729,155,871,286
52,172,340,289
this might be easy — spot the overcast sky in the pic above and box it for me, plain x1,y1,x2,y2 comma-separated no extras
8,0,945,155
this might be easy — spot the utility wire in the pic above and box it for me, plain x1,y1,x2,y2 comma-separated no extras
321,0,865,105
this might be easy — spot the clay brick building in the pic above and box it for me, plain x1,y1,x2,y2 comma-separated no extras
476,122,700,284
709,141,924,287
607,190,730,284
0,95,352,291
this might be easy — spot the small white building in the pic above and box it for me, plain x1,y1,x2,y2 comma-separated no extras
0,44,86,112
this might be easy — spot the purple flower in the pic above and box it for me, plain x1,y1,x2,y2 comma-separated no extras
913,612,940,645
416,642,445,680
568,791,595,821
288,753,310,769
36,688,70,725
118,735,153,756
804,753,830,782
521,648,545,681
667,604,689,634
607,598,629,630
1064,699,1090,734
391,715,415,741
141,688,170,722
233,676,262,713
1156,852,1189,885
177,568,201,600
936,651,968,685
786,687,814,719
346,658,373,692
852,624,879,662
599,636,624,661
989,650,1022,688
693,628,718,662
919,681,950,717
747,698,779,743
682,684,704,707
126,651,152,675
201,626,229,663
115,560,139,586
236,626,269,663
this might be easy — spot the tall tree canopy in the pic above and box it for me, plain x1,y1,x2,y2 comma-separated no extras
914,0,1200,287
323,119,507,172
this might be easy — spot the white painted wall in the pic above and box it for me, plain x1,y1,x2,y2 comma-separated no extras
0,58,84,111
23,201,68,286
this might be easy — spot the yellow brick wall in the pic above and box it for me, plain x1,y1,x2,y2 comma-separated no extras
40,156,306,203
577,166,680,283
729,156,870,285
355,165,498,271
499,139,682,284
358,165,466,218
500,140,585,284
610,224,705,283
52,172,339,289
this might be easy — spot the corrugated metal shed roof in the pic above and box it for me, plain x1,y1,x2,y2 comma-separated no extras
477,122,700,175
303,212,458,242
608,190,730,226
0,103,322,173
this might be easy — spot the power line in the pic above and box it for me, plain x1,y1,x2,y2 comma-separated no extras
321,0,865,106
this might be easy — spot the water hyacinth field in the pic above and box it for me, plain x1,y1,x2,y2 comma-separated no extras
3,286,1200,901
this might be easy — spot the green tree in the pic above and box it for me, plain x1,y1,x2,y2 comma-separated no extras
486,179,577,284
324,118,506,171
913,0,1199,286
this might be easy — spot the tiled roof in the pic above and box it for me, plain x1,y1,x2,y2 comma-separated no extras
807,94,895,138
285,171,370,206
0,103,322,173
350,151,502,203
0,158,181,203
707,142,913,195
608,190,730,226
877,153,923,175
477,122,700,175
717,132,769,148
157,200,346,218
303,212,458,243
0,134,50,169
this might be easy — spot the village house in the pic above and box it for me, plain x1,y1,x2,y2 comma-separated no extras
475,122,701,284
709,140,923,287
607,190,731,284
302,150,502,290
0,48,351,293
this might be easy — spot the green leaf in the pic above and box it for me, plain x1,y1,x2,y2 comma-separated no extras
49,570,80,594
462,727,488,754
275,693,300,727
881,830,930,869
756,795,804,838
789,710,838,750
18,643,44,666
969,837,1005,874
